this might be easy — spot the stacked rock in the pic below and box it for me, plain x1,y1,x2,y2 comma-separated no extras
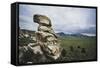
34,14,62,60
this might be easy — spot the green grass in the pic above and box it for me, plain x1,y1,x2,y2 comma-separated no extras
19,33,97,62
59,36,97,61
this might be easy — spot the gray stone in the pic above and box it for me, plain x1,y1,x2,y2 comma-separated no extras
34,14,62,60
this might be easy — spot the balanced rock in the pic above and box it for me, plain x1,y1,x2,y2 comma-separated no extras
34,14,62,60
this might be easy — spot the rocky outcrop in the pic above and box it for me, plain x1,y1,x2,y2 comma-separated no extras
34,14,62,60
19,14,64,64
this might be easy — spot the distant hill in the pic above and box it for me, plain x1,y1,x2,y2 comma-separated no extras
56,32,95,37
19,29,95,38
56,32,67,36
19,29,35,36
19,29,35,34
57,32,83,37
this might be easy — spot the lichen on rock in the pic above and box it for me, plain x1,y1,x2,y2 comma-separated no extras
34,14,63,60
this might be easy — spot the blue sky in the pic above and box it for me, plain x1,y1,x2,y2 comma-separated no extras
19,4,96,36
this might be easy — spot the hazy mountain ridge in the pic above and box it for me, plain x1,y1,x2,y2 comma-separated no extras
19,29,95,37
57,32,96,37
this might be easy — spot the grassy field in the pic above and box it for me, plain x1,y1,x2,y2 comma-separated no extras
19,29,97,63
59,36,97,61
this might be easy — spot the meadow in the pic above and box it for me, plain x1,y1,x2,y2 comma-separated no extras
59,36,97,61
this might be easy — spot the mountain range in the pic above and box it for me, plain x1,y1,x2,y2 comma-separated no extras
20,29,96,37
57,32,96,37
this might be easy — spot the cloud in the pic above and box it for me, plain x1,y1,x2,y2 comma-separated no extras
19,4,96,34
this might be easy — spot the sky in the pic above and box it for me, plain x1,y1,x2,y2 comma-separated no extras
19,4,96,36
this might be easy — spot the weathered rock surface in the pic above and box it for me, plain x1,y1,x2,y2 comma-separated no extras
34,14,62,60
19,14,64,64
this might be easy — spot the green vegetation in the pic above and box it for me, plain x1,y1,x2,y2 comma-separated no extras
59,36,97,61
19,29,97,62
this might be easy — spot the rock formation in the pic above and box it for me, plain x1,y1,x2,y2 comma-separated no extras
19,14,64,64
34,14,62,60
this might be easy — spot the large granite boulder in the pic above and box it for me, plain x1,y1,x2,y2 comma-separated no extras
34,14,63,60
19,14,65,64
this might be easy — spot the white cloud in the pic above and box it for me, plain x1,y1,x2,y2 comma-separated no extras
19,4,96,34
